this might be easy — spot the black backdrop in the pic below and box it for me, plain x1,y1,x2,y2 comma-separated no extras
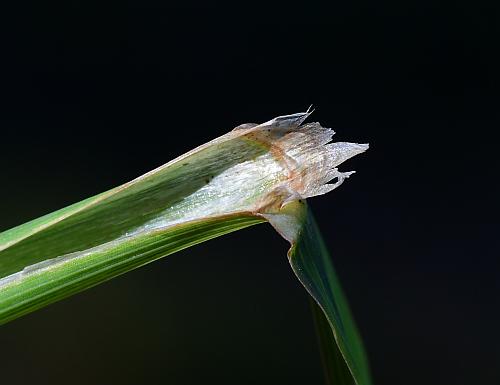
0,2,498,385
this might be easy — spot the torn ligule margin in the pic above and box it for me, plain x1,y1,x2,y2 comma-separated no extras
263,108,314,129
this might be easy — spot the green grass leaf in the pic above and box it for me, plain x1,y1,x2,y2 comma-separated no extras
0,111,371,385
289,205,372,385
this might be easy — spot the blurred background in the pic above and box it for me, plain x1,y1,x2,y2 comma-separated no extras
0,2,498,385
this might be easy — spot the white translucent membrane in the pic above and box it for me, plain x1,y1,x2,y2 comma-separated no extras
0,111,368,286
133,113,368,233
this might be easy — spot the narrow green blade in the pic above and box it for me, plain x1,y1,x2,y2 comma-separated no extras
289,208,372,385
310,298,355,385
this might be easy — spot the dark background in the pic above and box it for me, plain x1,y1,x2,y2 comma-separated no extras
0,2,498,385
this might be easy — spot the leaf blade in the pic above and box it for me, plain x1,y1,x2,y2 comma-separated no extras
288,208,372,385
